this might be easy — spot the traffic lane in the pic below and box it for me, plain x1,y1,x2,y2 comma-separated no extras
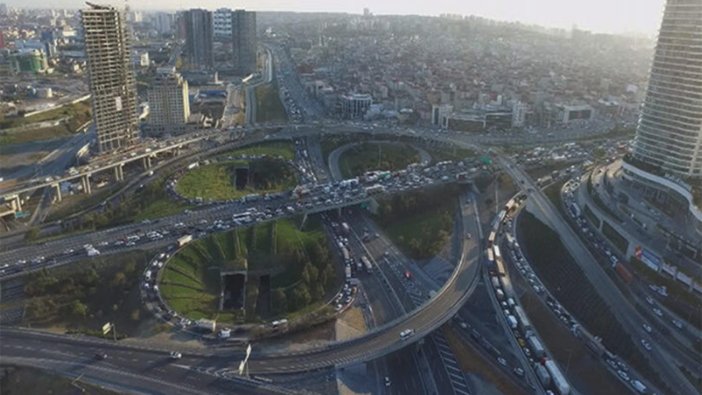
2,355,211,395
345,222,415,315
0,331,277,395
459,281,522,369
385,348,425,395
422,336,458,395
3,166,469,267
340,221,405,322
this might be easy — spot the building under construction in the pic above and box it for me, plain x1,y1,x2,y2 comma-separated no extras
81,2,139,153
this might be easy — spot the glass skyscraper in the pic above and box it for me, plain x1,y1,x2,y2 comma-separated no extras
632,0,702,179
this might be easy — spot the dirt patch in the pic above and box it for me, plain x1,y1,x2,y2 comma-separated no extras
0,365,118,395
519,289,632,395
442,325,528,395
335,307,367,341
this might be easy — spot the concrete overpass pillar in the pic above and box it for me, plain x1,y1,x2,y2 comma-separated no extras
10,195,22,211
142,156,152,169
81,174,92,195
53,183,62,203
114,164,124,182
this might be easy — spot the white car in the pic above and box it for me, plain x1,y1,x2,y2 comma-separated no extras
640,339,652,351
399,329,415,340
169,351,182,359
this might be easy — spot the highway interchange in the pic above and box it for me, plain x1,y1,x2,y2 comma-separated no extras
1,43,700,395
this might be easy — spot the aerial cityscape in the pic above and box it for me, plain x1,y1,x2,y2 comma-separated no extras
0,1,700,394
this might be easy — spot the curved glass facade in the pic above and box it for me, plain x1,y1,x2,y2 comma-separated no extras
633,0,702,179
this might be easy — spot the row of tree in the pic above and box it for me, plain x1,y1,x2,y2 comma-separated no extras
24,256,143,328
270,238,336,315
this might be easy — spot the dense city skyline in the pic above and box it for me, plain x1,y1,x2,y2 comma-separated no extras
1,1,700,394
11,0,664,35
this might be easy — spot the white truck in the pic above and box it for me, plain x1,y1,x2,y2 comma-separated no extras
544,359,571,395
631,380,647,394
506,315,518,330
177,235,193,247
85,244,101,256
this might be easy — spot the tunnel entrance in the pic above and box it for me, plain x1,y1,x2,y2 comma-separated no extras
234,167,249,190
256,275,271,317
222,273,246,310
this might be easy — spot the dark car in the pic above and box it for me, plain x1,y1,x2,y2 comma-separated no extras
95,352,108,360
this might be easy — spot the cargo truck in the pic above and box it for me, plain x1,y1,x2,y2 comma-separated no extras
341,246,351,262
513,305,532,333
535,363,551,387
491,277,500,288
341,222,351,235
544,359,571,394
527,335,546,358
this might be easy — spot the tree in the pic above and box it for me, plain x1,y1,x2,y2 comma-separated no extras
111,272,127,288
272,288,287,314
124,260,137,276
302,262,318,286
68,300,88,318
312,283,325,301
292,284,311,309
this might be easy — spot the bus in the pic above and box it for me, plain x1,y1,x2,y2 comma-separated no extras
232,213,251,224
495,257,506,277
487,231,496,247
493,245,502,259
505,198,517,213
341,246,351,262
486,248,495,264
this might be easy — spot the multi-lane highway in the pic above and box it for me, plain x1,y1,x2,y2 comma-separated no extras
0,159,473,276
0,328,293,395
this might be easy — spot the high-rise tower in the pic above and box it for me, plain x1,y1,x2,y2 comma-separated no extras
81,2,139,153
147,69,190,136
631,0,702,179
183,9,214,69
231,10,256,76
623,0,702,235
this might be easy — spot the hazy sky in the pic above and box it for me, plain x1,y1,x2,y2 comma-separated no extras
18,0,666,35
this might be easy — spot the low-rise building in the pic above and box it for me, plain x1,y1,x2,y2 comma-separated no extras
339,93,372,119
